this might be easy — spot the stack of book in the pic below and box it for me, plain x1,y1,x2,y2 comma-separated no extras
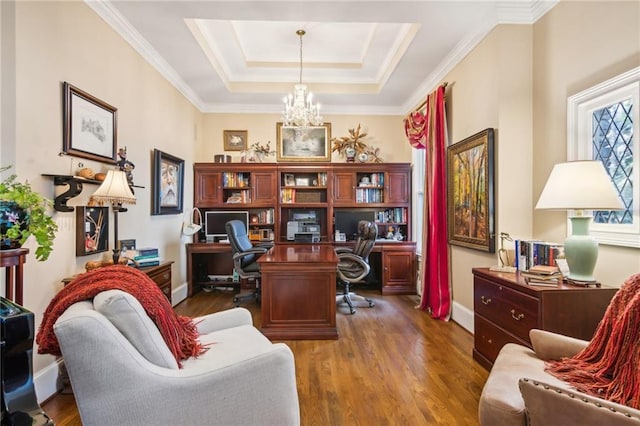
133,247,160,268
521,265,563,287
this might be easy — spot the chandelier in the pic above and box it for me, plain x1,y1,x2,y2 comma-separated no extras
282,29,323,128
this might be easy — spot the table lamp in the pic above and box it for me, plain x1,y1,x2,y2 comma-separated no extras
90,170,136,265
535,161,623,284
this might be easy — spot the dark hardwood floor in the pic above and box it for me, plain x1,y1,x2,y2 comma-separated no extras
42,288,488,425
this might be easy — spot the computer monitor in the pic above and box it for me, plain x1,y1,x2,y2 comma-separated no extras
205,210,249,241
334,209,377,241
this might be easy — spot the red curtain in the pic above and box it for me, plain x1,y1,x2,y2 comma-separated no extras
404,85,451,320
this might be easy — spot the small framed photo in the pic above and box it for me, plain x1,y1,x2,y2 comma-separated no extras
63,82,117,164
223,130,248,151
276,122,331,162
152,149,185,215
76,206,109,256
295,177,310,186
284,174,295,186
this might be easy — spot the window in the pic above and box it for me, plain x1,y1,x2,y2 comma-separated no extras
568,67,640,247
412,148,425,253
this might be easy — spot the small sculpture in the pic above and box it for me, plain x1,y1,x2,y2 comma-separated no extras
116,147,135,190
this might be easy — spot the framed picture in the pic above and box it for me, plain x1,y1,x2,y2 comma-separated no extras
295,177,310,186
446,128,495,253
284,174,295,186
152,149,184,215
276,122,331,162
76,206,109,256
63,82,117,164
223,130,247,151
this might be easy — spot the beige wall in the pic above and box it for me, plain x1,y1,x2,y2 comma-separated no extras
9,0,203,378
443,24,534,313
201,113,408,163
532,0,640,286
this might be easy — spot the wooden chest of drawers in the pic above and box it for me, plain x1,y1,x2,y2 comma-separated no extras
140,262,174,301
472,267,617,370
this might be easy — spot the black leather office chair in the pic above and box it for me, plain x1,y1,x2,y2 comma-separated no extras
225,220,272,306
336,220,378,314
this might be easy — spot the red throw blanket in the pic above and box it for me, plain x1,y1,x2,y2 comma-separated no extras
546,272,640,409
37,265,204,367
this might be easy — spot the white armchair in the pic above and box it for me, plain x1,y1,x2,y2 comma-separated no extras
53,290,299,426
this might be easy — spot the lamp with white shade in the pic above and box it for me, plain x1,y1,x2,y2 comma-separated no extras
535,160,623,284
90,170,137,265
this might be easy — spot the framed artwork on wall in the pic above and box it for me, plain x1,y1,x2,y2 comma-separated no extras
446,128,495,253
223,130,248,151
76,206,109,256
276,122,331,162
152,149,184,215
63,82,117,164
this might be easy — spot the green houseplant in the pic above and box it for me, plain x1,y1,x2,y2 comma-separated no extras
0,166,58,261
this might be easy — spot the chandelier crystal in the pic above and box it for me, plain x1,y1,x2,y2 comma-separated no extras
282,29,323,128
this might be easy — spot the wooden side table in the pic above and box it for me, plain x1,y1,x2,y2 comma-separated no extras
1,248,29,305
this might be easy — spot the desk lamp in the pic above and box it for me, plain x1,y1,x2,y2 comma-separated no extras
535,161,623,284
91,170,136,265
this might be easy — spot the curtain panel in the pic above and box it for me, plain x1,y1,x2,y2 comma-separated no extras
404,85,451,320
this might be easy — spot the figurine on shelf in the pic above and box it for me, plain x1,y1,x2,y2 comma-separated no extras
116,147,135,190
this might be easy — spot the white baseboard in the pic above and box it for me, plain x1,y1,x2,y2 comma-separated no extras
451,300,474,334
34,358,62,403
171,282,188,306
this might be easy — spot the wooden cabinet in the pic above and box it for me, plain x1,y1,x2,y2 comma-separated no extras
62,261,174,302
193,163,277,207
472,268,617,370
141,262,174,301
192,162,415,293
380,242,416,294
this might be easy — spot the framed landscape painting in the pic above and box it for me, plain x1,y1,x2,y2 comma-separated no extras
446,128,495,253
276,122,331,162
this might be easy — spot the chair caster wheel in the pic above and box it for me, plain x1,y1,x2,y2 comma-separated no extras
368,301,375,307
350,309,356,315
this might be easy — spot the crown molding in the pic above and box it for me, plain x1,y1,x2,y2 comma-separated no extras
84,0,206,111
86,0,558,116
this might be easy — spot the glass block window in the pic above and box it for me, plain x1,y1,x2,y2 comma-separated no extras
568,67,640,248
591,99,633,225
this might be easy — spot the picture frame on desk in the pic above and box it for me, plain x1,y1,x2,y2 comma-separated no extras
446,128,495,253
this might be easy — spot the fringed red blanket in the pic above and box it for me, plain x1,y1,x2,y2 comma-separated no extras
36,265,204,367
545,273,640,409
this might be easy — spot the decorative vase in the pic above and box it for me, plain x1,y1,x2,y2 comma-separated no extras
345,147,356,163
0,201,28,250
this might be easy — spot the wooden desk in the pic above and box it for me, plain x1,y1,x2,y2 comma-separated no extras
186,243,235,296
258,244,338,340
1,248,29,305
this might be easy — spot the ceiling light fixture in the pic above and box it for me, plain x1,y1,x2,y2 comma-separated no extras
282,29,323,128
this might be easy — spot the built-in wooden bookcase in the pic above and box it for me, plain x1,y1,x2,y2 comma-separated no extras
193,162,415,293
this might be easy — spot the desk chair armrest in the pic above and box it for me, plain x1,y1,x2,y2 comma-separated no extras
255,242,274,249
335,247,354,255
232,247,268,261
336,252,371,283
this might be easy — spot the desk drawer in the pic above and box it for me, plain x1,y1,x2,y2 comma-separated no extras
474,277,538,343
